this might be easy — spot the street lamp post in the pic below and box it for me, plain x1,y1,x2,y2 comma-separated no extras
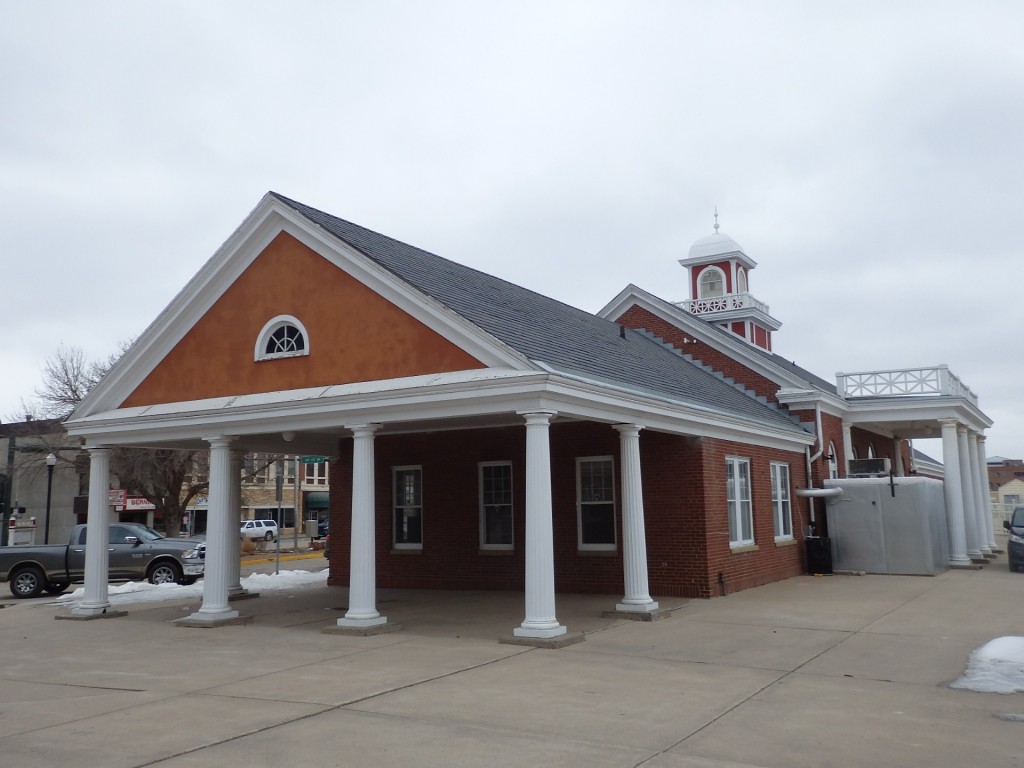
44,453,56,545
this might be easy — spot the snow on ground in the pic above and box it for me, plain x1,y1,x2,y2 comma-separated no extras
950,636,1024,694
55,567,329,607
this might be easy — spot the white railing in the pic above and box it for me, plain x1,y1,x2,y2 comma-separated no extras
837,365,978,406
676,292,771,316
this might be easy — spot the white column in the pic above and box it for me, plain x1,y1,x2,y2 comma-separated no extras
514,411,566,639
966,432,991,555
72,446,113,616
892,438,905,477
337,424,387,627
976,436,998,551
187,438,239,622
227,450,246,596
614,424,658,613
940,420,971,566
841,422,854,475
958,427,982,559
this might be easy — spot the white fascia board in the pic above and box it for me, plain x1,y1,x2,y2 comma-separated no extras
65,366,813,454
776,388,849,418
677,251,757,271
696,306,783,332
65,369,547,442
73,195,533,419
535,365,814,452
843,397,993,432
598,286,819,391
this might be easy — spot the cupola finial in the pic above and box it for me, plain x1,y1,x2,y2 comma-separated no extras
713,206,720,234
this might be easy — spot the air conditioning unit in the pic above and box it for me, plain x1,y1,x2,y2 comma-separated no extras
849,458,891,477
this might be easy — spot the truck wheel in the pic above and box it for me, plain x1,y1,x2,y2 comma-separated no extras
9,566,46,599
265,531,274,541
148,561,183,585
44,581,72,596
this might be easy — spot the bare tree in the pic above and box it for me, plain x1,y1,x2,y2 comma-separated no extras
34,342,205,537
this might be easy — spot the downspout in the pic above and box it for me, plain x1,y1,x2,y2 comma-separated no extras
804,403,826,532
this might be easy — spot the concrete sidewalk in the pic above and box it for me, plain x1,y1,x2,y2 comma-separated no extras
0,550,1021,767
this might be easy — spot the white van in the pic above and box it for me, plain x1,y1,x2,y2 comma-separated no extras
240,519,279,542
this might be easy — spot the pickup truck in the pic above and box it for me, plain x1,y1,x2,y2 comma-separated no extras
0,523,205,599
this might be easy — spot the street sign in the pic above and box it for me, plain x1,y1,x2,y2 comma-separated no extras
299,456,327,464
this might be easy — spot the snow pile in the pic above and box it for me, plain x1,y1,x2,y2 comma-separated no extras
949,636,1024,694
55,568,329,607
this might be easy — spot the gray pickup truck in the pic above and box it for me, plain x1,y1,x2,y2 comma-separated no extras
0,523,205,599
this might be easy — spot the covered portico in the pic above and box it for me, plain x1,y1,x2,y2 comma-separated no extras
837,366,996,567
64,365,809,642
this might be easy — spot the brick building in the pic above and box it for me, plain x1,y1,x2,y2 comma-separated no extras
62,193,993,643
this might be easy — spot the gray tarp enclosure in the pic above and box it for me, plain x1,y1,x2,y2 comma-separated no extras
823,477,949,575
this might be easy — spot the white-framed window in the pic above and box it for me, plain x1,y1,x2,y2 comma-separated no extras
736,266,748,293
771,462,793,541
726,456,753,547
305,461,328,486
577,456,616,550
254,315,310,361
698,266,726,298
393,466,423,549
827,442,839,479
479,462,513,549
867,444,876,459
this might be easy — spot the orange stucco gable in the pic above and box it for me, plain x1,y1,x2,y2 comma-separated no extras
120,232,487,407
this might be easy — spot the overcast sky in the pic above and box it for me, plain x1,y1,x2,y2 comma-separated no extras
2,2,1021,461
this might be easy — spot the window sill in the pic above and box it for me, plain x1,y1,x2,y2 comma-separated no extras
729,544,759,554
774,537,798,548
390,548,422,555
478,548,514,556
577,549,618,557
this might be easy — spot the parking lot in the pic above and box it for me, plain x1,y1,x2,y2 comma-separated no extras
0,544,1021,768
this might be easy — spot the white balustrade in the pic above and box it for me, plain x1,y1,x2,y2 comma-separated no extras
836,365,978,405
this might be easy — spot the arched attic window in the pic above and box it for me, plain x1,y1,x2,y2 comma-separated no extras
255,315,310,361
867,444,876,459
698,266,725,298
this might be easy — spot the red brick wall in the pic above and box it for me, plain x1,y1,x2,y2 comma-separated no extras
327,422,811,600
617,306,781,403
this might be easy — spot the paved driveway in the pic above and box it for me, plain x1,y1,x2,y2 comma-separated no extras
0,551,1021,767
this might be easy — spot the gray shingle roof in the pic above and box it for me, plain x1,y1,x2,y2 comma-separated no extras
273,193,807,435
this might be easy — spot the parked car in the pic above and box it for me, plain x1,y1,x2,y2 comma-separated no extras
240,519,279,542
0,523,205,599
1003,507,1024,572
317,518,328,538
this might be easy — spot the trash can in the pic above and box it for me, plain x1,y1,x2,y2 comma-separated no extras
304,519,318,538
806,536,833,575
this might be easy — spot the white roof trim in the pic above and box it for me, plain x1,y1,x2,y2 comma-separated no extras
66,367,814,453
73,194,534,419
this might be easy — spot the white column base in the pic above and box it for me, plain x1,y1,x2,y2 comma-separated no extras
175,607,248,627
70,602,114,616
514,623,567,639
336,615,388,628
615,599,660,613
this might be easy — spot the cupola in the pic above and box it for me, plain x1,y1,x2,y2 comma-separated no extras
675,212,781,351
